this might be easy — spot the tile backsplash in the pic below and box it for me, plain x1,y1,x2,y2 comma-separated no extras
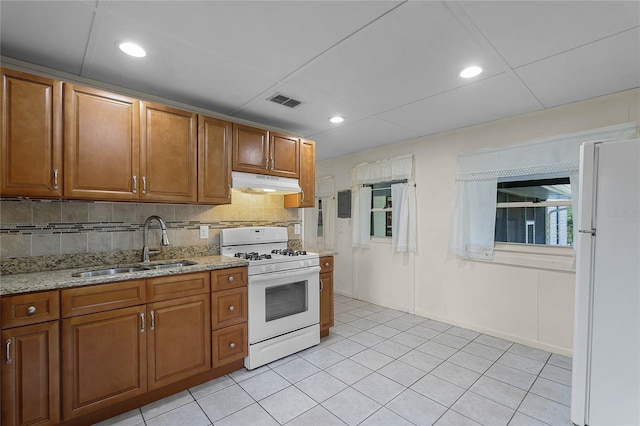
0,191,302,274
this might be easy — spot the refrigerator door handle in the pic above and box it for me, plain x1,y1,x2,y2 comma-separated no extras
578,229,597,236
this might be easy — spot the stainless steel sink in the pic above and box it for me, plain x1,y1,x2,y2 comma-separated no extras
72,260,197,277
72,267,149,278
143,260,197,269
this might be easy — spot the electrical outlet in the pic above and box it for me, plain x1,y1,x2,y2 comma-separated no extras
199,225,209,239
294,223,301,235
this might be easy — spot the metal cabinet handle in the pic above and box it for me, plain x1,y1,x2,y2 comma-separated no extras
301,189,305,202
140,313,145,333
229,342,236,349
228,305,235,312
150,310,155,330
53,169,59,190
5,339,11,364
228,183,231,199
325,262,330,267
142,176,147,194
27,306,36,315
228,276,234,282
133,176,137,193
320,279,324,291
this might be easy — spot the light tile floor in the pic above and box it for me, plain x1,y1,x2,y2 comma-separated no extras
96,295,573,426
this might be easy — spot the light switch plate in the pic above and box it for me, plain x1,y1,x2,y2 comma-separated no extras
294,223,301,235
199,225,209,239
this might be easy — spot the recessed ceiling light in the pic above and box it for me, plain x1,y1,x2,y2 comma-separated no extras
329,116,344,124
459,65,483,78
119,42,146,58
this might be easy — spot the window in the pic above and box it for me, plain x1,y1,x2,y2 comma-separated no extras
366,180,406,237
317,198,323,237
495,177,573,246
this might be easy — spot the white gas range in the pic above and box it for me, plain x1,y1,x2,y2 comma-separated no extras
220,227,320,370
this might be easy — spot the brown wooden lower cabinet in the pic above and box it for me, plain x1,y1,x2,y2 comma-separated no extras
319,256,335,338
1,321,60,426
147,294,211,390
61,305,147,420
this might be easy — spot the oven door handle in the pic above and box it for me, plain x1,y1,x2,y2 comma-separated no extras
249,266,321,283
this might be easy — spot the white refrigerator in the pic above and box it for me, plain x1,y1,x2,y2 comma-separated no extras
571,138,640,426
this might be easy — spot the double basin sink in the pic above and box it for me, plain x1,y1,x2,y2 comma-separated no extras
72,260,197,278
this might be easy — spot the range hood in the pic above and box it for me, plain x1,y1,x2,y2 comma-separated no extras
231,171,301,195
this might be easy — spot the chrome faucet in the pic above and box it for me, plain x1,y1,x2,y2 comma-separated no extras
141,215,170,263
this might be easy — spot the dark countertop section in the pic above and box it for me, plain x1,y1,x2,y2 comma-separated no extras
0,255,248,296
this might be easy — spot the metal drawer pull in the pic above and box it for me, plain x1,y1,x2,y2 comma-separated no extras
133,176,137,193
27,306,36,315
325,262,330,267
53,169,59,190
140,313,145,333
142,176,147,194
228,305,235,312
228,276,234,282
150,311,155,330
5,339,11,364
229,342,236,349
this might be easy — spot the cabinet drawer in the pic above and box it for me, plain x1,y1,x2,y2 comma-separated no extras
61,280,145,318
147,272,210,302
320,256,334,274
1,290,59,328
212,323,247,367
211,267,247,291
211,288,247,330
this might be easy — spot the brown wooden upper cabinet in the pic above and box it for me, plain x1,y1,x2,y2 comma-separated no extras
1,68,63,198
198,115,232,204
64,83,140,201
64,84,197,203
140,101,197,203
284,139,316,208
232,123,299,179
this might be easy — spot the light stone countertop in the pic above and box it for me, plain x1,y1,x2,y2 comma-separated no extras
308,249,338,257
0,255,249,296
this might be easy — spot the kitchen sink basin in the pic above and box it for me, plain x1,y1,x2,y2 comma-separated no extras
72,267,149,278
72,260,197,277
143,260,197,269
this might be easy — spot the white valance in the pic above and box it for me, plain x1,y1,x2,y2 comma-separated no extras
449,123,638,260
350,154,413,186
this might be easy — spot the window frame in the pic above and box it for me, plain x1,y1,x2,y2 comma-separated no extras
365,179,407,239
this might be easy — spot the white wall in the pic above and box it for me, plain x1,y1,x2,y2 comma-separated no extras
316,88,640,356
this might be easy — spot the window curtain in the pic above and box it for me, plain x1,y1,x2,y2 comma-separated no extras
448,123,638,260
304,176,335,250
351,186,372,248
391,183,417,253
351,155,414,249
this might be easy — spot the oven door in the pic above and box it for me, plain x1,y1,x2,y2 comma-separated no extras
248,266,320,344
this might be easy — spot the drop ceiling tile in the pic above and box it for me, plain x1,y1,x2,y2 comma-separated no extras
82,13,277,114
310,118,421,161
516,27,640,108
0,1,95,74
378,73,542,136
230,83,368,137
460,0,640,68
106,1,402,80
289,1,505,115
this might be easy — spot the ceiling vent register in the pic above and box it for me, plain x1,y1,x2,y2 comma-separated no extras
268,93,302,108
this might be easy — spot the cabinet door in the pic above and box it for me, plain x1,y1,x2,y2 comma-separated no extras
140,102,197,203
147,294,211,390
284,139,315,208
1,69,62,197
269,132,299,178
61,305,146,419
198,115,232,204
320,272,334,334
64,83,139,200
232,123,268,173
1,321,60,426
